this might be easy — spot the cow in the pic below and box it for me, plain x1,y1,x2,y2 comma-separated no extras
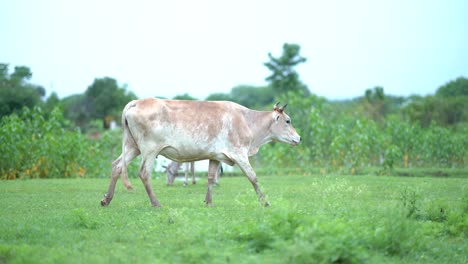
163,160,184,185
101,98,301,207
164,161,197,186
163,161,223,186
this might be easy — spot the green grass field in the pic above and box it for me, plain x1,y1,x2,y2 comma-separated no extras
1,174,467,263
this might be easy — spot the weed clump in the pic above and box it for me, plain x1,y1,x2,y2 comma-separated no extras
232,211,367,263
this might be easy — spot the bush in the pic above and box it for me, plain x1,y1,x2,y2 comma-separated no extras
0,107,110,179
232,212,367,263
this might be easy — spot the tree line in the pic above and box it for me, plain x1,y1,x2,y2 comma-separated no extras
1,43,467,132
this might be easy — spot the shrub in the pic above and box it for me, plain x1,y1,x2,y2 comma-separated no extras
369,214,421,256
0,107,106,179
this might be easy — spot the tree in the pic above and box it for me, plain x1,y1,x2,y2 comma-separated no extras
62,94,89,129
402,96,467,127
84,77,137,120
43,92,61,113
264,43,310,96
363,86,386,121
0,64,45,117
403,77,468,127
229,85,274,108
61,77,137,130
436,77,468,97
205,93,233,101
205,85,274,109
173,93,197,100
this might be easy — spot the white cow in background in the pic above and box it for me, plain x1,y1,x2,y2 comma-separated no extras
164,161,222,186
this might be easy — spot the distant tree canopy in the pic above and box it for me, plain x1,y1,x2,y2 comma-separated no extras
205,92,233,102
403,77,468,127
0,64,45,117
436,77,468,97
85,77,137,120
230,85,274,109
2,60,466,135
205,85,274,109
62,77,137,129
62,94,89,128
264,43,310,96
173,93,197,100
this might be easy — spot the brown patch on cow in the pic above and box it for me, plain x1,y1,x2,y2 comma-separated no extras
206,121,222,142
227,114,248,147
148,113,158,121
159,105,169,122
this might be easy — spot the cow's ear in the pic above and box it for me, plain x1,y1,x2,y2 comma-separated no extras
273,112,281,121
273,111,279,121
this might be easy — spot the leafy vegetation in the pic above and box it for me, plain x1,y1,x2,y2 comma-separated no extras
0,175,466,263
0,107,118,179
1,103,465,180
258,91,467,174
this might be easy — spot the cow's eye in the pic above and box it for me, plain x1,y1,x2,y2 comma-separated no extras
286,120,291,124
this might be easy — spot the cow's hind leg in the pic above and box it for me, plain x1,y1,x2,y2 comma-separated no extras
191,162,196,185
184,162,189,186
139,153,161,207
204,160,220,206
235,157,270,207
120,147,140,190
101,155,124,206
215,165,222,186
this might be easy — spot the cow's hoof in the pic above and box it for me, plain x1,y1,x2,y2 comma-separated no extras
100,199,109,207
204,200,214,207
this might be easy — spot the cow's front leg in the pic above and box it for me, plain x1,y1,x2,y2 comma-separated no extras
235,157,270,207
204,160,220,206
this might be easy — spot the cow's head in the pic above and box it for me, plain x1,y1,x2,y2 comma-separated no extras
164,161,182,185
271,102,301,145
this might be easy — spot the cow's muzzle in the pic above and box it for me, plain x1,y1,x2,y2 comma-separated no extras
292,136,301,145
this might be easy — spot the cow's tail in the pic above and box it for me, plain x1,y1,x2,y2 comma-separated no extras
120,100,139,190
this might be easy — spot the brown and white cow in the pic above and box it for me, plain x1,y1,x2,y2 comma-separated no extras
101,98,301,207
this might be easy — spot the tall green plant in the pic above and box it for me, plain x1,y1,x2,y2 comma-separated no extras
0,107,104,179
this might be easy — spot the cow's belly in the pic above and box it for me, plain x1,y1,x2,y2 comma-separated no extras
158,146,235,166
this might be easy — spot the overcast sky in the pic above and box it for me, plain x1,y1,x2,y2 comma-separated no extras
1,0,467,100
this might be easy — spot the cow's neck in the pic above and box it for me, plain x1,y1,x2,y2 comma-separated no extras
245,110,274,155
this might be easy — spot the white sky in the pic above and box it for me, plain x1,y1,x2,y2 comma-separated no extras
1,0,467,100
